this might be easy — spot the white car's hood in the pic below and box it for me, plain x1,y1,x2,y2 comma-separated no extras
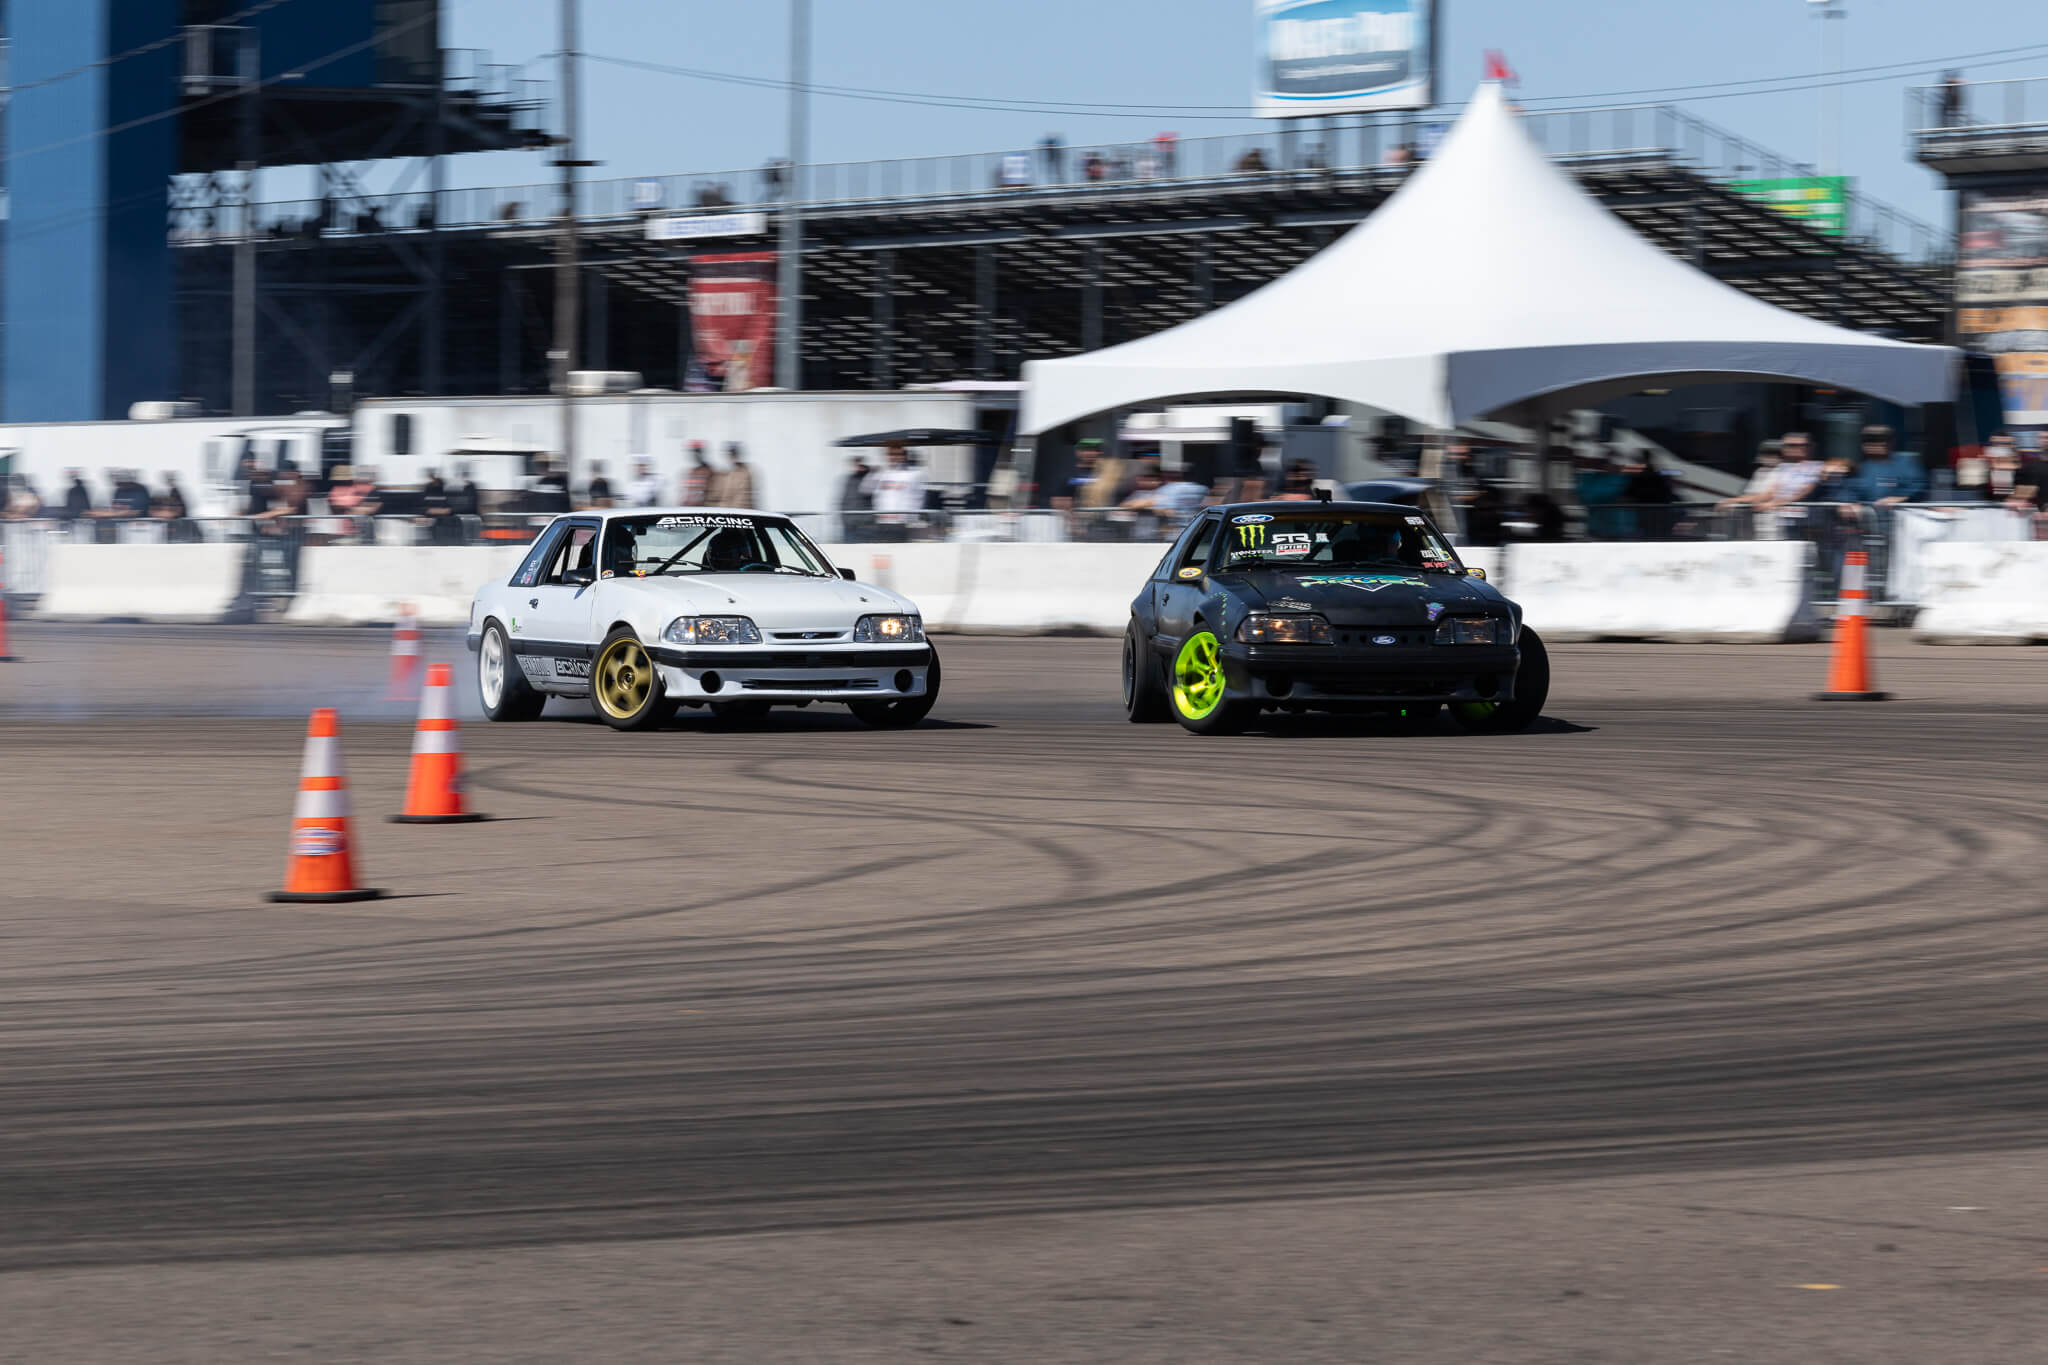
606,573,918,633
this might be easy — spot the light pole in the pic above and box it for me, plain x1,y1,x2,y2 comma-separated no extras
1810,0,1846,177
552,0,585,471
777,0,810,391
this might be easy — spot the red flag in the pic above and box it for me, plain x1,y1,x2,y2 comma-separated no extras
1485,51,1516,85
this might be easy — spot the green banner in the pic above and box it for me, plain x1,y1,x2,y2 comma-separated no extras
1728,175,1850,237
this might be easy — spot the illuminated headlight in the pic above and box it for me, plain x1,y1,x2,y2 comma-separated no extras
1434,616,1505,645
1237,613,1332,645
853,613,924,643
662,615,761,645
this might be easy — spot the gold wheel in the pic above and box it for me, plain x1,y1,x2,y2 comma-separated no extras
594,636,653,720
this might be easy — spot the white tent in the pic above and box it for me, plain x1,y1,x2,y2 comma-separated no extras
1021,84,1956,435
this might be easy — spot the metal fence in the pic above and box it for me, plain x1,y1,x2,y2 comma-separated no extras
1911,76,2048,164
200,99,1951,266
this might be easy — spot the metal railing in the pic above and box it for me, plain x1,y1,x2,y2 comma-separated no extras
182,100,1951,265
1912,76,2048,162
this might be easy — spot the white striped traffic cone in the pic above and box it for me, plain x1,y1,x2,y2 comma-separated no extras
384,603,422,701
392,663,485,823
270,708,382,903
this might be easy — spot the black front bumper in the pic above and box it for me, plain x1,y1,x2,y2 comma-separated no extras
1226,640,1522,706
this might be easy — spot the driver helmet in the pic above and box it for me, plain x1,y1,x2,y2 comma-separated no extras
703,527,754,572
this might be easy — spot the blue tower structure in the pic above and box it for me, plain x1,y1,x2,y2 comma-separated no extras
2,1,540,421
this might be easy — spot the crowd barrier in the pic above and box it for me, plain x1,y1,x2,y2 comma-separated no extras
1911,542,2048,644
1493,540,1821,643
11,534,2043,643
35,542,245,623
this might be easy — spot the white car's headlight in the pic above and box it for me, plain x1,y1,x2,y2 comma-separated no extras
662,616,761,645
853,613,924,643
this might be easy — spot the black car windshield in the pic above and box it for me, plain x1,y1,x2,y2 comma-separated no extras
1215,510,1463,573
602,513,835,578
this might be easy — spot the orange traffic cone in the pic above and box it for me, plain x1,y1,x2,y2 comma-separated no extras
0,550,13,662
270,709,382,902
1815,550,1889,701
384,603,422,701
392,664,485,823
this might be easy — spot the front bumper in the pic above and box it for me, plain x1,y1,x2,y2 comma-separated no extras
1225,640,1522,706
648,643,933,702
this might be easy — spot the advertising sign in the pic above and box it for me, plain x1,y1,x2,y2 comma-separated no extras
1254,0,1435,117
1727,176,1849,237
646,211,769,243
1957,189,2048,427
688,252,777,393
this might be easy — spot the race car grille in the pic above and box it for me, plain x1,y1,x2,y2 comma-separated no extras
739,678,881,691
1315,676,1463,697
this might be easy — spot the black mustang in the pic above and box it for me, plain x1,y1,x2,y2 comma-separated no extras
1122,499,1549,734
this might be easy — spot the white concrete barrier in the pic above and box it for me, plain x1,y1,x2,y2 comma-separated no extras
1912,542,2048,644
286,545,528,627
824,542,1163,634
1499,540,1820,643
36,543,244,622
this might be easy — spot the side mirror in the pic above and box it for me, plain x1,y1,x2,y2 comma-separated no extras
561,567,594,586
1466,566,1487,581
839,567,857,581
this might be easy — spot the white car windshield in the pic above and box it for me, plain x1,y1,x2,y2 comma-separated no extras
602,513,835,578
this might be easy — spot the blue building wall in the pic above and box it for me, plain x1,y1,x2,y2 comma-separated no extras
3,0,179,421
253,0,378,87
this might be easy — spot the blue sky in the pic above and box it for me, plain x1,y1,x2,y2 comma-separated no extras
436,0,2047,229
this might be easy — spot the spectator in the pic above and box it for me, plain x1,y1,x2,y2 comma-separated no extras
241,457,276,518
1083,152,1106,182
861,443,928,540
1719,438,1786,536
985,450,1023,510
1464,483,1509,546
1523,491,1567,541
582,460,614,509
2009,437,2048,533
761,158,788,199
1759,431,1823,512
54,468,91,521
1274,459,1317,500
1854,424,1926,508
1153,132,1178,177
626,457,663,508
252,467,309,522
421,469,461,545
715,442,756,508
3,472,44,519
328,466,380,540
528,458,572,515
679,442,714,505
106,469,152,520
150,471,188,520
840,456,874,513
1235,148,1269,172
449,464,481,542
1939,70,1966,127
1038,134,1065,182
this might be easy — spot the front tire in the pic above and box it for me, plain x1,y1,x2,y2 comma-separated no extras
1168,629,1252,735
850,648,941,729
591,628,670,731
1123,622,1170,723
1449,627,1550,733
477,620,545,722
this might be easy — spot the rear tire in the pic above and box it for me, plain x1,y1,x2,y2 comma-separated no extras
1168,629,1252,735
850,648,941,729
1449,627,1550,733
477,620,545,722
1123,622,1170,723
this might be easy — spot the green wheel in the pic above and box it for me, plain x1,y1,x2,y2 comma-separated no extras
591,628,670,731
1169,629,1249,735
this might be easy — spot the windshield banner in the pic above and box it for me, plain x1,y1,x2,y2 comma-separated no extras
1254,0,1435,117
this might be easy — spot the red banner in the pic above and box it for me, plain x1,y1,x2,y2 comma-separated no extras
688,251,777,392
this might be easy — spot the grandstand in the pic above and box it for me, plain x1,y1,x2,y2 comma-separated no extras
172,100,1953,413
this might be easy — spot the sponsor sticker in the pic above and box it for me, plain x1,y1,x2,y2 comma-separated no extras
1275,542,1311,557
293,826,345,857
1426,601,1446,622
509,616,523,635
1404,515,1426,525
1269,597,1314,612
554,657,592,679
1293,573,1426,593
656,514,755,529
1175,565,1205,580
1233,522,1269,550
1231,513,1275,524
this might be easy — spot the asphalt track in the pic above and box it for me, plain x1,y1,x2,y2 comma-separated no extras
3,625,2047,1362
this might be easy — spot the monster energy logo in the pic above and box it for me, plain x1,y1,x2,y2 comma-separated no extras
1235,523,1268,549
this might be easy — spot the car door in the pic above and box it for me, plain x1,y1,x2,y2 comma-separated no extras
1152,513,1222,656
516,517,602,685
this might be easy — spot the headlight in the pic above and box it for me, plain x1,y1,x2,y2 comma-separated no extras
853,613,924,643
662,615,761,645
1433,616,1504,645
1237,613,1332,645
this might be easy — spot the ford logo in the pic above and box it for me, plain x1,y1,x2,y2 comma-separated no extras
1231,513,1274,524
1371,634,1397,646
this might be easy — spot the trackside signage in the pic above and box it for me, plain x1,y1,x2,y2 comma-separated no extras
645,212,770,243
1254,0,1435,117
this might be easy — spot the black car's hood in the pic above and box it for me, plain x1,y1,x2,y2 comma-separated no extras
1227,568,1505,626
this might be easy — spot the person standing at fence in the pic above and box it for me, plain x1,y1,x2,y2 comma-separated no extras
715,443,757,508
1719,439,1784,537
2010,436,2048,536
581,460,614,509
1760,432,1823,516
449,465,481,544
840,456,873,515
679,442,714,506
863,444,927,542
627,458,662,509
3,472,43,520
1854,426,1925,509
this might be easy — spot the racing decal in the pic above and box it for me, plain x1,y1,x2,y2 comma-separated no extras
1175,565,1205,580
292,826,344,857
509,616,524,636
1233,522,1269,551
554,657,592,679
1404,516,1426,525
1293,573,1427,593
1272,532,1311,558
656,514,755,529
1269,597,1314,612
1422,558,1454,571
1231,513,1274,524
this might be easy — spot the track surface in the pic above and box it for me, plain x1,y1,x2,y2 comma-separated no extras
3,627,2047,1361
